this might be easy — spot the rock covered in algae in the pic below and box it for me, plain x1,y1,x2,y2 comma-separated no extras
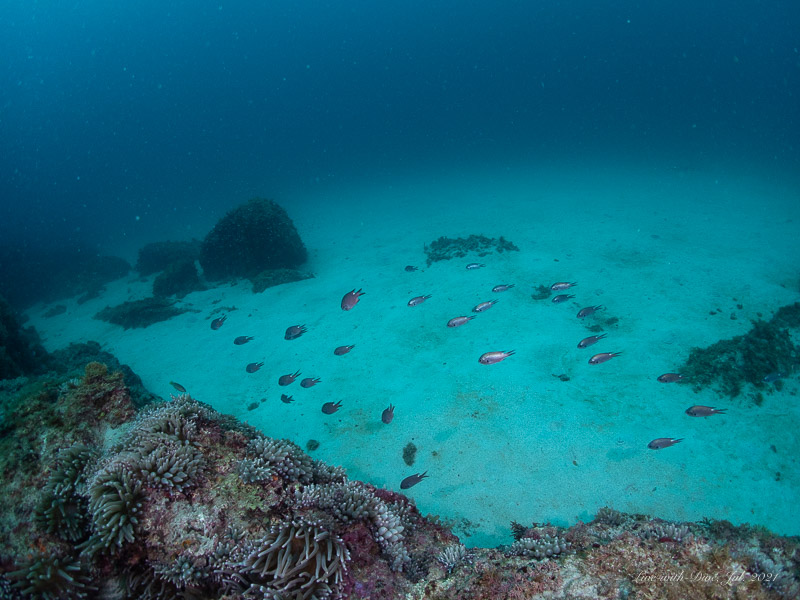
0,362,797,600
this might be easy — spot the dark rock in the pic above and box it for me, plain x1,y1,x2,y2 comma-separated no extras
199,198,307,281
94,297,191,329
250,268,314,293
0,295,52,380
43,305,67,318
152,259,205,298
135,240,201,276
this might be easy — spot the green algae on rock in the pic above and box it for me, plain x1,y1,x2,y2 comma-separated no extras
424,234,519,266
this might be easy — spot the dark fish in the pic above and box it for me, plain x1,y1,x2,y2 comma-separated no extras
284,324,308,340
300,377,321,388
763,372,787,383
169,381,187,393
657,373,684,383
577,305,604,319
404,265,419,272
466,263,485,270
686,405,726,417
281,394,295,404
246,361,264,373
447,315,476,327
492,284,515,293
577,334,607,348
400,471,428,489
473,300,498,312
341,288,365,311
334,345,355,356
647,437,683,450
588,352,622,365
552,294,575,303
210,316,227,330
479,350,515,365
321,401,343,414
551,281,578,291
382,404,395,424
278,370,301,386
234,336,254,345
408,294,432,306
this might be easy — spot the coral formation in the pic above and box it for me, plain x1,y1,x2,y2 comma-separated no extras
680,302,800,398
423,234,519,266
136,239,201,276
0,294,53,379
152,259,205,298
94,296,192,329
1,361,798,600
199,197,307,281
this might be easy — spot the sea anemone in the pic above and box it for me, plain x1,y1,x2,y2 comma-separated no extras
508,534,570,559
135,439,205,492
80,464,144,555
436,543,473,574
227,517,349,600
8,552,94,600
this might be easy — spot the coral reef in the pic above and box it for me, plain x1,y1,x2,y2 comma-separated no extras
94,296,192,329
152,259,205,298
199,198,308,281
1,363,798,600
423,234,519,266
135,239,201,276
680,302,800,398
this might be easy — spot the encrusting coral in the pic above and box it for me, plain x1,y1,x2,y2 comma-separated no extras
0,362,798,600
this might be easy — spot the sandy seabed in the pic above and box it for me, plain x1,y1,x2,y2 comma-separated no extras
28,159,800,547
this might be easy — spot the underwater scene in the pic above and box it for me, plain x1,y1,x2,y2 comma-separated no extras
1,1,799,599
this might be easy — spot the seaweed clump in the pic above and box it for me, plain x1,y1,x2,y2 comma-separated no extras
152,259,205,298
679,302,800,398
94,297,191,329
424,234,519,266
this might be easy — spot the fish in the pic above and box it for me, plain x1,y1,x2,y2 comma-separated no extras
246,361,264,373
647,437,683,450
551,282,577,291
685,405,727,417
281,394,294,404
278,370,301,386
763,372,787,383
657,373,684,383
492,284,515,293
447,315,476,327
169,381,187,393
479,350,515,365
341,288,365,311
300,377,321,388
473,300,498,313
588,352,622,365
408,294,432,306
234,336,254,345
400,471,428,489
466,263,485,270
284,325,308,340
577,334,607,348
334,345,355,356
321,401,343,414
382,404,395,424
577,305,604,319
404,265,419,272
552,294,575,304
210,316,227,330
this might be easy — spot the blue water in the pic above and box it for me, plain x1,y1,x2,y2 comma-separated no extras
1,1,798,255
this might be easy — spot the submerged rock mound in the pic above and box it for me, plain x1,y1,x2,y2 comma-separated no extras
200,198,307,281
0,362,797,599
424,234,519,266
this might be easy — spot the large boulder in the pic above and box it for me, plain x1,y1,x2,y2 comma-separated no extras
135,239,201,276
199,198,307,281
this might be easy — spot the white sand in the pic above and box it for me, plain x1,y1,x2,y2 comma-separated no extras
28,159,800,547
